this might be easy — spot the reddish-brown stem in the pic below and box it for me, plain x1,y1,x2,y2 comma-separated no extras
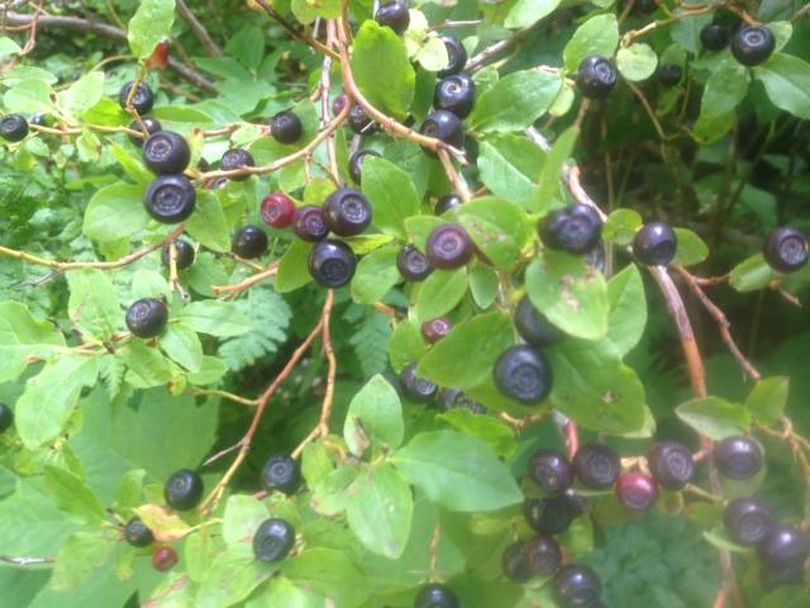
212,264,279,298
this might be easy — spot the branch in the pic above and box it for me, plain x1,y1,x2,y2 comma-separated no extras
254,0,339,60
175,0,222,57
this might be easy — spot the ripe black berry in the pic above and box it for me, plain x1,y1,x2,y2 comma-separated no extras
540,204,603,254
144,175,196,223
525,534,562,577
647,440,695,490
375,1,410,35
232,225,269,259
143,131,191,175
493,345,553,405
161,239,195,270
658,64,683,87
421,317,452,344
757,525,809,572
220,148,255,181
439,389,485,414
0,403,13,433
164,469,204,511
262,455,301,495
714,435,763,480
731,25,775,67
414,583,459,608
270,110,303,145
438,36,467,78
0,114,29,142
419,110,463,153
763,227,808,273
554,564,603,607
348,149,381,185
399,363,438,403
723,497,774,546
576,56,618,100
119,81,155,114
124,517,154,547
308,240,357,288
261,193,296,229
29,114,49,127
152,546,178,572
323,188,373,236
253,518,296,563
348,105,377,135
514,296,565,348
633,222,678,266
433,74,476,120
524,497,577,535
425,224,474,269
294,206,329,242
129,116,162,146
616,472,658,511
126,298,168,338
701,23,728,51
529,450,574,496
435,194,461,215
502,541,532,583
397,245,433,281
573,443,620,490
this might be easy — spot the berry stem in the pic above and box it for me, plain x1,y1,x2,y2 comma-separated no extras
211,264,279,298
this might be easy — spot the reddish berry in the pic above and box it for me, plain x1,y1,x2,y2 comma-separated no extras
615,472,658,512
152,546,178,572
421,317,452,344
261,193,296,228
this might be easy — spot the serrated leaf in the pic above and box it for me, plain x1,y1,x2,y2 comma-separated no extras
0,301,66,383
67,270,120,340
349,309,393,378
176,301,251,337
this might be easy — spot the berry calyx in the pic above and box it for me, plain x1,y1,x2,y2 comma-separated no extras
502,540,532,583
723,497,774,546
261,455,301,495
308,240,357,288
126,298,168,339
439,389,485,414
763,227,808,273
731,25,775,67
143,130,191,175
294,205,330,242
232,225,269,259
220,148,255,182
633,222,678,266
425,224,474,269
615,472,658,511
493,345,553,405
419,110,463,153
0,404,13,433
164,469,204,511
270,110,303,145
323,188,373,236
435,194,461,215
253,518,296,563
514,296,565,348
414,583,459,608
348,105,377,135
576,56,617,100
421,317,452,344
399,363,438,403
540,204,603,254
119,82,155,114
348,149,381,185
757,525,809,573
129,116,162,146
658,64,683,87
0,114,29,142
529,450,574,496
433,74,476,119
438,36,467,77
573,443,620,490
124,517,154,547
524,534,562,577
714,435,763,480
161,239,195,270
375,1,410,35
397,245,433,281
524,497,578,535
701,23,728,51
144,175,196,224
647,440,695,490
261,193,296,229
151,546,178,572
554,564,603,607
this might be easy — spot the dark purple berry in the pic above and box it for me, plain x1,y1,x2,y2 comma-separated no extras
573,443,620,490
129,116,162,146
261,455,301,495
658,64,683,87
270,110,303,145
261,193,296,228
514,296,565,348
701,23,728,51
308,240,357,288
421,317,452,343
723,497,774,546
232,225,268,259
433,74,476,119
633,222,678,266
294,206,329,242
399,363,437,403
0,404,12,433
435,194,461,215
757,525,809,573
414,583,459,608
425,224,474,269
438,36,467,78
0,114,29,142
731,25,775,67
554,564,603,607
576,56,617,99
126,298,168,338
323,188,372,236
375,1,410,35
525,534,562,577
540,204,603,254
348,105,377,135
529,450,574,496
763,227,808,273
348,149,381,184
220,148,255,181
616,472,658,511
397,245,433,281
119,81,155,114
502,541,532,583
714,436,763,480
524,497,577,535
125,517,154,547
161,239,195,270
419,110,463,154
164,469,203,511
253,518,295,562
647,440,695,490
144,175,196,223
493,345,553,405
143,130,190,175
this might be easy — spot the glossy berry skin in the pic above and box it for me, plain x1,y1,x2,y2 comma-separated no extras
554,564,603,608
220,148,255,182
420,110,463,154
714,435,763,480
29,114,49,128
308,240,357,288
723,498,774,546
426,224,474,269
763,227,808,273
633,222,678,266
397,245,433,281
658,64,683,87
119,82,155,114
164,469,203,511
126,298,168,339
375,1,410,35
124,517,154,548
435,194,461,215
576,56,618,100
270,110,303,145
701,23,728,51
144,175,196,223
232,225,269,259
0,114,29,142
151,546,178,572
647,440,695,490
540,204,603,254
530,450,574,496
493,345,553,405
414,583,459,608
399,363,437,403
616,472,658,512
348,149,381,185
524,497,578,535
294,206,329,242
262,455,301,495
573,443,620,490
421,317,452,344
439,389,485,414
757,525,810,572
261,193,296,228
143,131,190,175
502,541,532,583
323,188,373,236
732,26,775,67
433,74,476,119
129,116,162,146
348,105,377,135
525,534,562,577
161,239,195,270
514,296,565,348
253,518,296,563
438,36,467,78
0,404,13,433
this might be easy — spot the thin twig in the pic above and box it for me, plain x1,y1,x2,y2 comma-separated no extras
212,264,279,298
176,0,222,56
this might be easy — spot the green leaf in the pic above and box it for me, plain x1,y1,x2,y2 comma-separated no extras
701,58,749,119
603,208,642,246
276,240,314,293
0,301,66,383
286,548,368,606
109,143,153,184
186,192,231,253
67,270,120,340
534,127,578,212
563,14,619,72
176,301,251,337
351,245,401,305
187,356,229,385
391,430,523,512
361,156,421,239
344,374,404,456
58,71,105,117
388,321,427,373
457,198,533,270
128,0,176,59
469,266,500,309
606,264,647,357
160,323,203,372
405,215,445,251
254,578,325,607
729,253,777,292
0,36,22,56
616,43,657,81
505,0,563,29
352,21,415,119
196,546,271,608
469,70,561,133
415,269,468,321
44,466,106,523
224,25,267,71
3,79,55,114
222,495,270,546
744,377,789,426
114,469,146,510
477,135,546,208
671,13,712,55
672,228,709,267
119,340,172,388
437,409,516,459
346,464,413,559
83,182,148,242
675,396,753,440
754,53,810,120
50,530,116,592
291,0,340,23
